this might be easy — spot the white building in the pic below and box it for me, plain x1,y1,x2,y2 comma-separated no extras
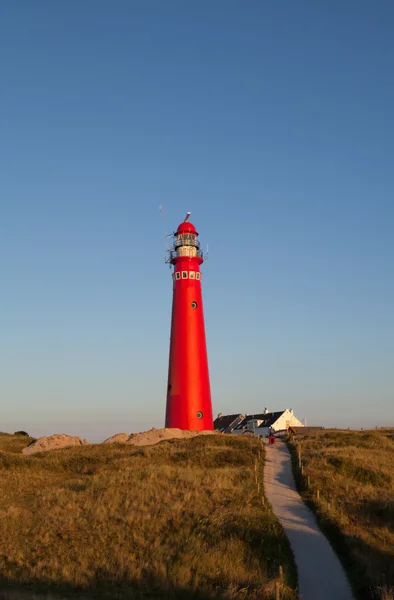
214,408,304,438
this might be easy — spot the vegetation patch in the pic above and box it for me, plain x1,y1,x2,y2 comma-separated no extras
0,433,36,455
288,429,394,600
0,432,297,600
327,456,391,487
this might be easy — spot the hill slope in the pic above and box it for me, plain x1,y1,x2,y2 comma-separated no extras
289,429,394,600
0,432,297,600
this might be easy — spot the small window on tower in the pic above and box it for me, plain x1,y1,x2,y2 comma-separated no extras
189,271,195,279
196,272,201,280
182,271,188,279
175,272,181,280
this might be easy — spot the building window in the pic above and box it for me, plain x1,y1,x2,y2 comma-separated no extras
182,271,188,279
189,271,195,279
196,272,201,280
175,272,181,280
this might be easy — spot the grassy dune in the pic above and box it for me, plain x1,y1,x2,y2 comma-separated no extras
0,433,297,600
289,429,394,600
0,432,36,454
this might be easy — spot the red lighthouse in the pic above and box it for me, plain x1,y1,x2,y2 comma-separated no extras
165,213,213,431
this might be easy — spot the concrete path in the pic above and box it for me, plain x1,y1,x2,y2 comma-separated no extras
263,440,354,600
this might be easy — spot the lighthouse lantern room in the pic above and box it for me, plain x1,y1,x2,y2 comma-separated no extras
165,213,213,431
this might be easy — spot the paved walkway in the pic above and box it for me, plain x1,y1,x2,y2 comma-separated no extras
263,440,354,600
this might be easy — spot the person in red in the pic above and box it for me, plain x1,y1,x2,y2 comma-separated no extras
268,428,276,444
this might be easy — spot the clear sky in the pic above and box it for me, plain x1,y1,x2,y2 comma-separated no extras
1,0,393,441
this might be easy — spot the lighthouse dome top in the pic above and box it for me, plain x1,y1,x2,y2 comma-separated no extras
176,221,198,236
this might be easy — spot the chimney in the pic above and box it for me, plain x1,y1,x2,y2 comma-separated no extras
264,407,269,414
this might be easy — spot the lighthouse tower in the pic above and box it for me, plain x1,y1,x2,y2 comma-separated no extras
165,213,213,431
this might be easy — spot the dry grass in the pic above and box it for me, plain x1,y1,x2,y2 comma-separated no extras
0,432,36,454
0,432,297,600
288,429,394,600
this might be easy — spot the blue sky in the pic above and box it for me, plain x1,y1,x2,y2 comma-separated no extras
1,0,393,440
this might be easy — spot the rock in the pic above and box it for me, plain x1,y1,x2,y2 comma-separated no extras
22,434,88,455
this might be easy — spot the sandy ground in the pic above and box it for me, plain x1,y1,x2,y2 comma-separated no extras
263,440,354,600
23,428,219,454
124,427,218,446
22,434,88,455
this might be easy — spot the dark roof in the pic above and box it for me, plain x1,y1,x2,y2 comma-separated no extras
213,414,244,433
233,411,285,430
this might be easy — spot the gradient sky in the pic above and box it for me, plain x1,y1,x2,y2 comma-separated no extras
1,0,393,441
